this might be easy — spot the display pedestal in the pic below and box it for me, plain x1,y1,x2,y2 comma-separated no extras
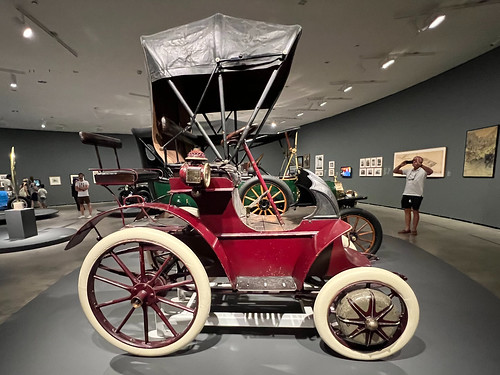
5,208,38,239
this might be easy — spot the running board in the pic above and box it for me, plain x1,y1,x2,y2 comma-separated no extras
205,307,314,328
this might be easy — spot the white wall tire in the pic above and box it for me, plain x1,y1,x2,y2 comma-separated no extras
78,227,211,357
313,267,419,360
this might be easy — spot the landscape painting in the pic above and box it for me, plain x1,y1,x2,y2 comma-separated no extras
463,125,498,177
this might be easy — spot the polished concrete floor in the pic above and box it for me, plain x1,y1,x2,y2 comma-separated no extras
0,202,499,325
0,202,499,374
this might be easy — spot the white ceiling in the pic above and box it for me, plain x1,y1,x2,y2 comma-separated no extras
1,0,500,135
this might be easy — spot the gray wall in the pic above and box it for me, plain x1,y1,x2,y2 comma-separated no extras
299,46,500,228
0,129,143,205
0,128,284,206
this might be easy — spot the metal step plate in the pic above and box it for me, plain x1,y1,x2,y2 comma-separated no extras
236,276,297,291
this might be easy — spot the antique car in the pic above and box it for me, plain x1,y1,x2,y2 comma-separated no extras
66,14,419,361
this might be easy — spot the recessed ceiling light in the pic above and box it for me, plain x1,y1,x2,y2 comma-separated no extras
343,86,353,93
271,122,277,127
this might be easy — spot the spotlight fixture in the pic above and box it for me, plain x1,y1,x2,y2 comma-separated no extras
271,121,277,127
10,74,17,89
428,14,446,29
381,58,396,70
343,85,353,93
319,101,327,107
297,112,304,117
418,14,446,33
23,25,33,38
41,119,47,129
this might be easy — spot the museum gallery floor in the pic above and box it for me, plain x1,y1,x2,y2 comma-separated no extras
0,206,499,374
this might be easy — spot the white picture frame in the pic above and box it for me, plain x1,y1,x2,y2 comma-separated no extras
367,168,374,176
49,176,61,186
359,168,366,176
376,157,383,167
315,169,324,177
328,168,335,177
315,154,324,170
374,167,382,176
393,147,447,178
328,160,335,169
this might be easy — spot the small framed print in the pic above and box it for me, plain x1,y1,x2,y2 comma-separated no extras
303,154,310,169
365,158,371,167
49,176,61,186
328,160,335,169
359,168,366,176
376,157,383,167
370,157,377,167
360,158,365,168
315,169,324,177
315,154,324,170
328,168,335,177
366,168,374,176
374,167,382,176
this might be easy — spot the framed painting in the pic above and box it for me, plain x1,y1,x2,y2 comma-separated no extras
303,154,310,169
49,176,61,186
463,125,498,177
315,154,324,170
393,147,447,178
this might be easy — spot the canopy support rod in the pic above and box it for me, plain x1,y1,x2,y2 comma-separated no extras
218,73,228,159
231,67,280,160
167,80,223,160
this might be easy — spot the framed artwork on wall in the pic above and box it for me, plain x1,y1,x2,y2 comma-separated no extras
297,156,303,168
376,157,383,167
463,125,498,178
315,154,324,170
359,168,366,176
49,176,61,186
360,158,365,168
303,154,310,169
393,147,447,178
374,167,382,176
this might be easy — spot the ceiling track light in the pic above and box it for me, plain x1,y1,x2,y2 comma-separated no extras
16,6,78,57
10,74,18,89
418,14,446,33
381,58,396,70
429,14,446,29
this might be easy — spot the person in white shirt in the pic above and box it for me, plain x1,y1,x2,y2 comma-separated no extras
75,172,93,218
393,156,433,235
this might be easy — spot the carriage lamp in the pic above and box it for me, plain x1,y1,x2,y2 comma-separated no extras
180,148,211,189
